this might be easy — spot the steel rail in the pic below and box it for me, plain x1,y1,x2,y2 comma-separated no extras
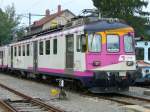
99,93,150,105
117,93,150,102
99,96,135,105
0,83,64,112
81,92,150,106
0,100,16,112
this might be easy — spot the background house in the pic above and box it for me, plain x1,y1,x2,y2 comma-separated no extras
30,5,75,34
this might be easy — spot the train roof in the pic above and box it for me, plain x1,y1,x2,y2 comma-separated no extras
11,17,133,45
22,17,131,37
84,20,130,32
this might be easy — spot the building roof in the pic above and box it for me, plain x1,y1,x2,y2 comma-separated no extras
31,9,75,29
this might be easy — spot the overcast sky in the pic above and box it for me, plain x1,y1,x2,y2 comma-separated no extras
0,0,149,26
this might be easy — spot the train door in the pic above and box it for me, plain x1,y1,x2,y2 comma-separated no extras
33,41,38,73
11,46,13,68
65,34,74,73
1,51,3,66
0,51,3,66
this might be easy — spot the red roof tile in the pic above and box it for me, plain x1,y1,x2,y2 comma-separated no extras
32,11,64,28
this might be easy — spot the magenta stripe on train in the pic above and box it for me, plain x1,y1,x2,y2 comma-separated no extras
28,67,93,76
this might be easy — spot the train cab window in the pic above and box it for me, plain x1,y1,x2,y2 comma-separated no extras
27,44,30,56
22,45,25,56
53,39,57,54
88,34,101,52
124,35,134,52
76,35,87,52
45,40,50,55
135,48,144,60
18,46,21,56
148,48,150,60
14,46,17,56
107,35,119,52
39,41,43,55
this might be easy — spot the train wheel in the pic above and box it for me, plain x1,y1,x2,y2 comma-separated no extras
74,80,85,91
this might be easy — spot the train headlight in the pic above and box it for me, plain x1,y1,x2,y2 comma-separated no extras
93,61,101,66
126,61,134,66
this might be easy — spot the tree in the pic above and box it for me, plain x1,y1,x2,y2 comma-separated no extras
0,4,21,45
92,0,150,39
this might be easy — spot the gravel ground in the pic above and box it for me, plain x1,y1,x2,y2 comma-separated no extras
0,73,148,112
129,86,149,95
0,87,22,100
121,87,150,100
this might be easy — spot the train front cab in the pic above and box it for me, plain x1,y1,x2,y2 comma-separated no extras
84,27,136,93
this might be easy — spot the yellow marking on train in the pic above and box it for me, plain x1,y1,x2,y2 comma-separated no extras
101,32,106,44
105,27,134,34
86,27,133,47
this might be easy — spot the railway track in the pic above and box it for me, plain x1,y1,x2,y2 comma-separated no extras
0,73,150,111
0,83,64,112
104,93,150,105
81,92,150,106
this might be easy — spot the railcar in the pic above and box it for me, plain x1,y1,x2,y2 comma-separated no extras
0,18,136,93
135,41,150,76
0,45,9,70
134,41,150,85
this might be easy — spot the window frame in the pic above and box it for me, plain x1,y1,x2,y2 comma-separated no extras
76,35,81,52
135,47,144,60
18,46,21,56
106,34,120,53
88,33,102,53
124,34,134,53
26,44,30,56
53,38,57,55
45,40,50,55
22,45,25,56
39,41,44,55
148,47,150,61
14,46,17,56
0,51,3,59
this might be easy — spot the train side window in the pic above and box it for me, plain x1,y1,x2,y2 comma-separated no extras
88,34,101,52
124,35,134,52
23,45,25,56
27,44,30,56
107,35,119,52
45,40,50,55
14,46,17,56
148,48,150,60
76,35,81,52
81,34,87,52
18,46,21,56
9,48,10,56
39,41,43,55
53,39,57,54
135,48,144,60
76,35,87,52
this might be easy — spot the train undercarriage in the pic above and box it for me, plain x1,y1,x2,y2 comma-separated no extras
0,68,132,93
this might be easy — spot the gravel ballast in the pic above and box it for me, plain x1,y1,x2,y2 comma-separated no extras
0,73,148,112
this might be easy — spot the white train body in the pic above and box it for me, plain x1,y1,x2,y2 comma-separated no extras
136,41,150,77
0,19,136,93
8,26,85,73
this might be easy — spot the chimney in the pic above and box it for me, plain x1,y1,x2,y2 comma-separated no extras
45,9,50,16
58,5,61,14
